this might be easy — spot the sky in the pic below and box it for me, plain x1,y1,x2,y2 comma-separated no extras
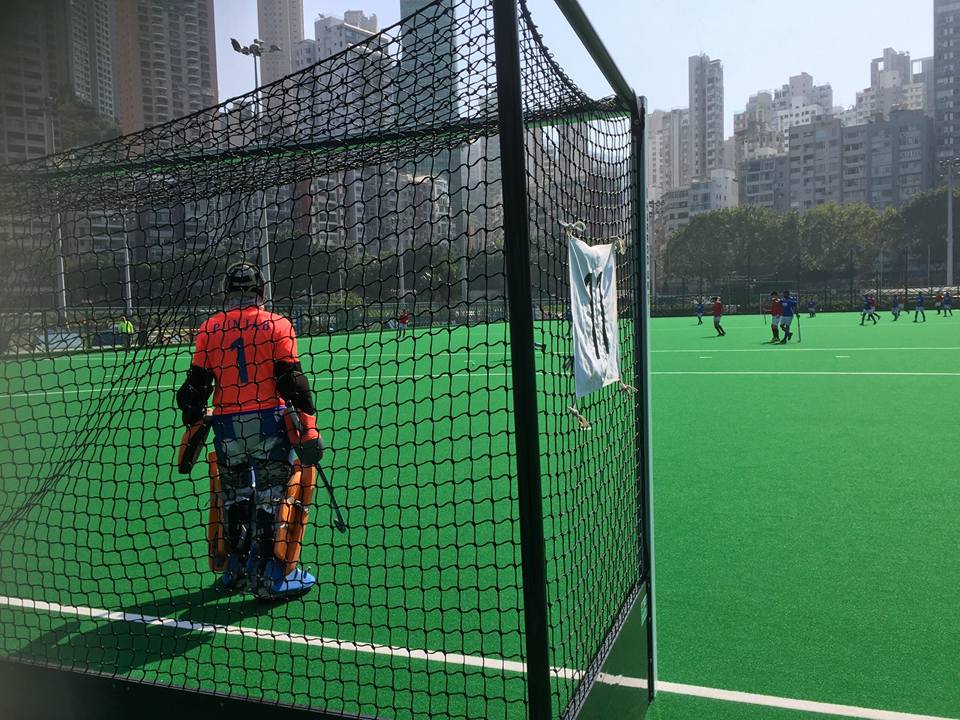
213,0,934,138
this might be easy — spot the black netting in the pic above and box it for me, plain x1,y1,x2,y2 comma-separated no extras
0,1,645,718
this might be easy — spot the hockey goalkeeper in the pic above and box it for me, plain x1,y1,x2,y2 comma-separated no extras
176,262,323,599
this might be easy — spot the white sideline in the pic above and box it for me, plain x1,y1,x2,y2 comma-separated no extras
652,346,960,354
596,673,955,720
653,371,960,377
6,367,960,399
0,595,953,720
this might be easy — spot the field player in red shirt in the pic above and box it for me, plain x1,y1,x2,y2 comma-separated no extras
769,291,782,343
712,296,726,336
176,262,322,599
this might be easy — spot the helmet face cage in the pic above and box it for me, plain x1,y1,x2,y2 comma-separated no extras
223,262,265,297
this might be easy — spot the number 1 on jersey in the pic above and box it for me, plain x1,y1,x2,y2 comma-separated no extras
229,338,249,383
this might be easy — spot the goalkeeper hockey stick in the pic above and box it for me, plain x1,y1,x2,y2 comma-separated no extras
284,405,346,533
318,466,347,534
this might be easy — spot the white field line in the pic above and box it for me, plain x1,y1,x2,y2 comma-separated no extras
0,384,177,399
0,371,515,399
598,673,955,720
8,366,960,399
652,346,960,354
0,595,952,720
653,371,960,377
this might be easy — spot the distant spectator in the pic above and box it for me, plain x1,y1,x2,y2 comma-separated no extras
118,316,135,348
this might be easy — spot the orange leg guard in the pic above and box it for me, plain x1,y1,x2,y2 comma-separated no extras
274,460,316,576
207,453,229,572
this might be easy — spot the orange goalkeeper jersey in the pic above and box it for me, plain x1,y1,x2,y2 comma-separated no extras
191,304,299,415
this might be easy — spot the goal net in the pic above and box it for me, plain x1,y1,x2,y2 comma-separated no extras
0,1,651,718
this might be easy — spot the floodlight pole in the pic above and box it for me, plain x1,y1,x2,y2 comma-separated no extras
45,97,68,326
122,236,133,316
53,214,67,326
254,51,272,306
941,158,960,288
232,38,279,305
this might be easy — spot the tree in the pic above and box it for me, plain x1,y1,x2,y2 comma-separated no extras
897,187,960,269
795,203,881,285
50,89,120,151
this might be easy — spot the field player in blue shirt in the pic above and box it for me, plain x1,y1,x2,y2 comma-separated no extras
779,290,797,344
915,292,927,322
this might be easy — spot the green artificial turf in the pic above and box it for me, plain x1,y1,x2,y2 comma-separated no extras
0,310,957,720
0,321,643,720
651,310,960,719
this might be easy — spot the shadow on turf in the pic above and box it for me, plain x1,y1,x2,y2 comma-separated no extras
10,585,280,677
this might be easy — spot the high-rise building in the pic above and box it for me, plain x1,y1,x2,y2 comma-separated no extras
935,0,960,164
841,109,935,208
114,0,218,134
733,75,832,162
68,0,118,120
738,155,789,212
689,169,739,215
662,187,691,238
688,54,724,178
646,111,669,196
400,0,458,128
646,108,690,195
286,11,402,254
773,73,833,114
398,0,463,296
312,11,379,59
841,48,933,128
722,136,736,170
0,1,63,163
733,91,785,165
787,117,843,211
659,168,738,235
257,0,304,84
779,110,935,212
769,73,834,149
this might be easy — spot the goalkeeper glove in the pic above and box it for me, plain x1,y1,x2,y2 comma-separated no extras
284,408,324,465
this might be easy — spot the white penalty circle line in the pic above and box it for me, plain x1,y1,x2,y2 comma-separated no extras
0,595,951,720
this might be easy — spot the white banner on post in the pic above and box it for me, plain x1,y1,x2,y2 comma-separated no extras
568,236,620,398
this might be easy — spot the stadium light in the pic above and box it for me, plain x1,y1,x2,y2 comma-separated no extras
940,158,960,288
230,38,281,305
230,38,280,93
